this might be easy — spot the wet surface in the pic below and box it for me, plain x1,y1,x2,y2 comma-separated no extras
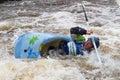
0,0,120,80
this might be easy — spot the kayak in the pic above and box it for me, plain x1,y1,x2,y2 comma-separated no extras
14,32,72,59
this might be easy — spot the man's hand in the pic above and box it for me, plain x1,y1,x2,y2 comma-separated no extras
86,29,93,35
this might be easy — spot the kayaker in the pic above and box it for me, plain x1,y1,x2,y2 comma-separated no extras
68,26,100,55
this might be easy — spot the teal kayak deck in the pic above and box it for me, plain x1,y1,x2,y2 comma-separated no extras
14,32,72,59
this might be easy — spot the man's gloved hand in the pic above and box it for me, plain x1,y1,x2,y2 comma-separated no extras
86,29,93,35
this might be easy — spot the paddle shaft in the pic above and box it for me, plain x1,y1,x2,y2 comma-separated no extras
81,3,102,64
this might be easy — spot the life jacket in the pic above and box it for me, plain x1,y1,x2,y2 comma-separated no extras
68,33,86,55
75,34,85,55
74,41,84,55
67,40,85,56
76,34,85,42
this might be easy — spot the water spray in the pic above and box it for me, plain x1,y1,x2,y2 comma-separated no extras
81,3,102,64
116,0,120,7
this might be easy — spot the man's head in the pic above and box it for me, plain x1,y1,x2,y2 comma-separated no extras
84,37,100,51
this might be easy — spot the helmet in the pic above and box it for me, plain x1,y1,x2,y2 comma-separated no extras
88,37,100,48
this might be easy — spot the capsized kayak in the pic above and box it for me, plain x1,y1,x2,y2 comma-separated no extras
14,32,72,59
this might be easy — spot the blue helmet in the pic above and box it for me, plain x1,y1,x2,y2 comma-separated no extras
88,37,100,48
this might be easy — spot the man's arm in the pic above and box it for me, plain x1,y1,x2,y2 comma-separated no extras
70,27,93,35
70,27,87,35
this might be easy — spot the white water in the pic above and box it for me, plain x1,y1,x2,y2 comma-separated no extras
0,0,120,80
116,0,120,6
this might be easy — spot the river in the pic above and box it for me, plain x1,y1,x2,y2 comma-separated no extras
0,0,120,80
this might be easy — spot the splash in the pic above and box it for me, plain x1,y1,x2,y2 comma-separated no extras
116,0,120,7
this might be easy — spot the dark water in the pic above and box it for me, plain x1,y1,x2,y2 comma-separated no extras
0,0,118,21
87,0,116,6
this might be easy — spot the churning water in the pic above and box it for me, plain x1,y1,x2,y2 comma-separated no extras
0,0,120,80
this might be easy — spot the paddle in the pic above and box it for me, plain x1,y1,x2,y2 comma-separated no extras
81,3,102,64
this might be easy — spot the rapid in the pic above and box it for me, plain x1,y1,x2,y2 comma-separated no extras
0,0,120,80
